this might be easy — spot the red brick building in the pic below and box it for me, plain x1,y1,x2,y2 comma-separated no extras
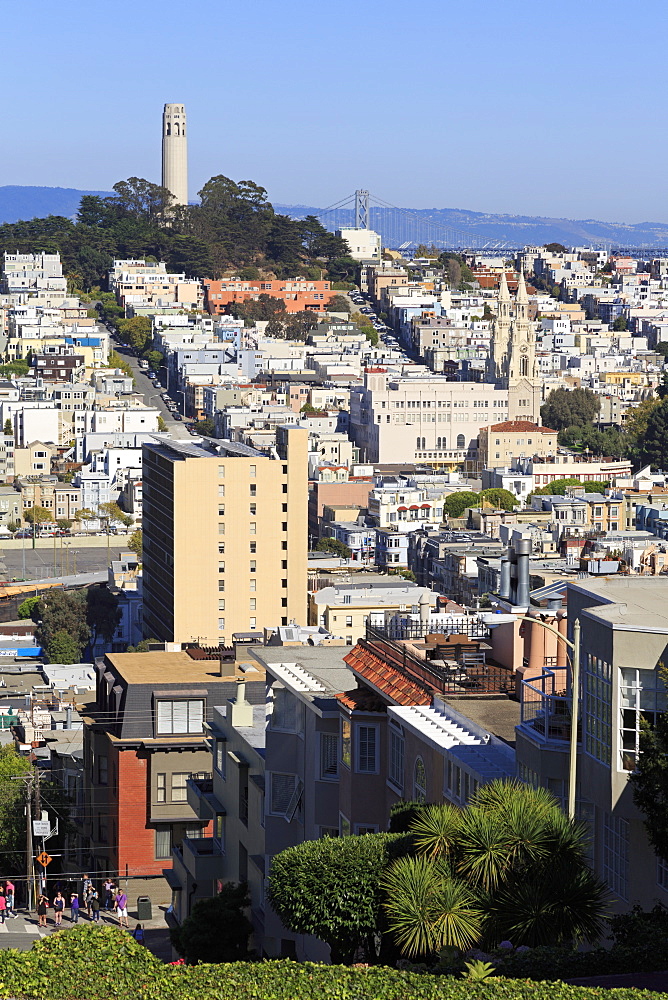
82,649,265,895
203,278,332,315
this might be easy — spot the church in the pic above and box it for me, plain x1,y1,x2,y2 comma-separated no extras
487,269,542,423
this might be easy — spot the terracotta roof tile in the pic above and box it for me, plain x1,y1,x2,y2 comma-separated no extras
343,646,431,707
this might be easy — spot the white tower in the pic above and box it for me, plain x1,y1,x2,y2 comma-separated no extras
162,103,188,207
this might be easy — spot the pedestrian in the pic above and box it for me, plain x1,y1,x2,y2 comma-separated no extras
0,890,6,925
53,891,65,927
85,885,95,919
81,873,93,909
5,879,15,917
37,893,48,928
69,893,79,924
103,878,113,910
114,888,129,928
90,890,101,922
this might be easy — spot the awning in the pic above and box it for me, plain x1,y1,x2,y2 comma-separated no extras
397,506,407,511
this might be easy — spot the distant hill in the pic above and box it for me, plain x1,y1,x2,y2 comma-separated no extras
275,203,668,249
0,186,113,224
1,187,667,248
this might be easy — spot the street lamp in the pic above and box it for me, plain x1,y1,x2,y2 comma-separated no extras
519,614,581,819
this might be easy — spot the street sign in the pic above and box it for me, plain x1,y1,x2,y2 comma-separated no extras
32,820,50,837
36,851,52,867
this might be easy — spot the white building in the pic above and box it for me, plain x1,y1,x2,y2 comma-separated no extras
336,228,382,263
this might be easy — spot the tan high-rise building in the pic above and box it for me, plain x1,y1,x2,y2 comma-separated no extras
162,103,188,207
142,427,308,646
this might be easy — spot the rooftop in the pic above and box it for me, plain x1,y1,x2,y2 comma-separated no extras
104,651,260,686
570,577,668,632
485,421,557,433
251,645,353,702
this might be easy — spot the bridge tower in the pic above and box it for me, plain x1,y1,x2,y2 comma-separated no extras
355,189,369,229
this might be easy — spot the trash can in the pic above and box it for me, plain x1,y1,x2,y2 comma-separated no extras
136,896,152,921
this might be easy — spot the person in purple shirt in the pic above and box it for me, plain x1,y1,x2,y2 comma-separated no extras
114,889,129,928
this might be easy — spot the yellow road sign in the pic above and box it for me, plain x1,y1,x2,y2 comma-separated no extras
36,852,52,867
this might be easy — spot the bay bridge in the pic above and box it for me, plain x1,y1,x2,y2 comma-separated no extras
294,189,668,257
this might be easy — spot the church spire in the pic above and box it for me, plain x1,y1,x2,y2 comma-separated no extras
516,269,528,303
499,267,510,301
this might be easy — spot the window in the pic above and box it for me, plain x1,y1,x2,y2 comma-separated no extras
272,688,301,732
250,560,256,572
249,503,256,515
218,484,225,497
249,465,256,477
341,718,351,768
457,434,465,448
156,772,166,803
171,772,189,802
389,729,404,789
603,813,629,900
320,826,339,838
249,542,256,553
320,732,339,780
156,700,204,735
584,654,612,766
339,814,351,837
355,824,379,835
658,856,668,892
218,599,225,611
250,579,256,591
355,724,378,773
620,666,667,770
155,826,171,860
218,618,225,630
249,484,257,496
414,756,427,802
215,740,226,777
345,615,353,627
270,772,296,815
218,465,225,477
98,755,108,785
250,617,256,629
249,522,256,534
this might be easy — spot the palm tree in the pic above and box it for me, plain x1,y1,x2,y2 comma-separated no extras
382,780,608,958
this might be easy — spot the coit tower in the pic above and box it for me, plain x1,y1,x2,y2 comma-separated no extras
162,103,188,207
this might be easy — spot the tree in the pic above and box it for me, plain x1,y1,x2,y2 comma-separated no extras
480,488,519,511
128,529,142,559
23,505,52,527
56,519,72,532
544,243,568,253
541,387,600,431
46,630,83,664
116,316,152,354
157,415,167,432
3,419,11,436
17,596,40,620
126,638,158,652
365,328,379,346
193,418,215,436
6,522,19,536
268,833,403,964
98,502,128,527
639,398,668,470
36,589,90,662
315,537,351,559
613,314,628,331
86,584,121,648
110,176,174,223
630,706,668,863
656,373,668,400
0,745,34,871
381,781,607,958
326,294,351,314
144,350,164,372
170,884,252,964
74,508,96,523
444,492,481,519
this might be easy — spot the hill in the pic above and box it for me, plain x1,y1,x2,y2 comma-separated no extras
275,203,668,249
0,186,113,223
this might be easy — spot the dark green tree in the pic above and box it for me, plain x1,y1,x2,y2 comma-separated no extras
444,492,480,519
315,537,352,559
544,243,568,253
47,630,82,664
0,746,34,871
170,883,252,964
639,398,668,470
613,314,628,331
541,387,600,431
17,596,40,620
480,488,519,511
36,589,90,662
86,584,121,647
268,833,403,964
128,529,142,559
3,418,12,435
193,418,215,436
630,706,668,862
326,294,351,313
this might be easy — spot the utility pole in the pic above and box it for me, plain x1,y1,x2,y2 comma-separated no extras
26,775,33,911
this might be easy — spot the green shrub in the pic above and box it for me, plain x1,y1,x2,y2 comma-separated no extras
0,924,663,999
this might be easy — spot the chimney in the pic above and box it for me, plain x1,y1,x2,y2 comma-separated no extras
499,549,511,599
515,538,531,607
418,591,431,626
230,679,253,727
65,706,72,730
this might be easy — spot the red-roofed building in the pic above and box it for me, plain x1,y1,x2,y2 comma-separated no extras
203,278,332,315
478,420,558,472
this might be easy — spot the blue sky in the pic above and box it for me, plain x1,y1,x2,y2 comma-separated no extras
3,0,666,221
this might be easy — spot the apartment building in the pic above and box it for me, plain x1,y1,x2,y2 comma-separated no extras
309,581,437,645
203,278,332,316
82,649,265,900
477,421,558,472
142,427,308,646
16,475,82,522
516,577,668,912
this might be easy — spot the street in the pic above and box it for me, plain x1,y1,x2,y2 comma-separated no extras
108,333,192,441
0,908,172,958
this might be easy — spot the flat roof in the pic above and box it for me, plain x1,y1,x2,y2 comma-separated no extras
569,577,668,632
105,651,261,686
442,695,521,747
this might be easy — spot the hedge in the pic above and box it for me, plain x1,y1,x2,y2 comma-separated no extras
0,926,662,1000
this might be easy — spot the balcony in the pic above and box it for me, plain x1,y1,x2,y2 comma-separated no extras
186,773,218,821
180,836,225,881
520,672,581,744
